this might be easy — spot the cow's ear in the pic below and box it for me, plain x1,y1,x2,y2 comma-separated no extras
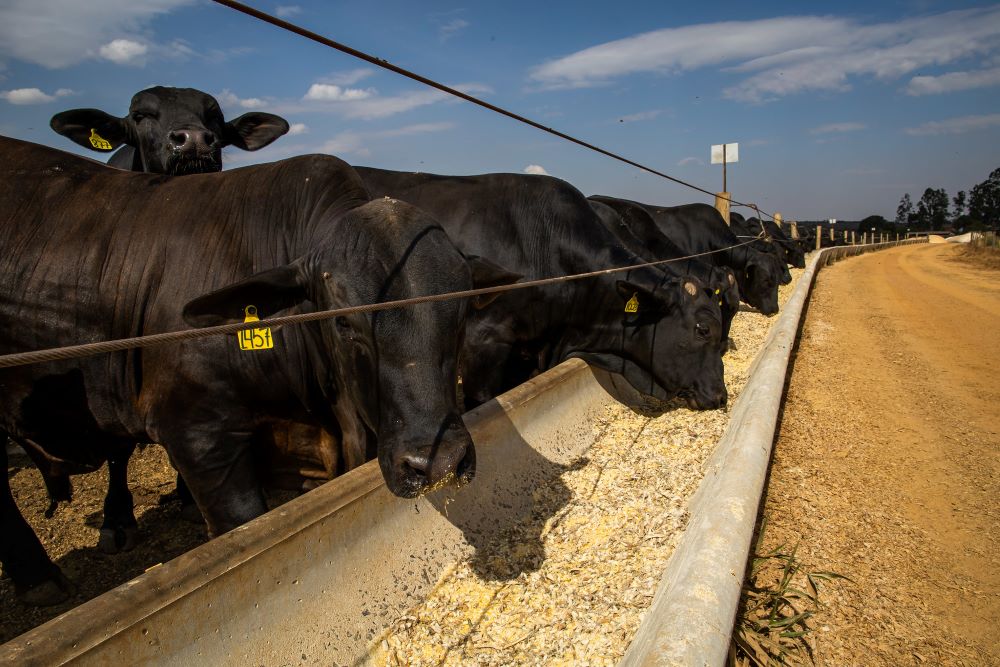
183,264,308,327
464,255,522,309
223,112,290,151
615,280,658,313
50,109,127,153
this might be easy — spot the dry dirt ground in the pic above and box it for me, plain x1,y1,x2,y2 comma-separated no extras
756,243,999,666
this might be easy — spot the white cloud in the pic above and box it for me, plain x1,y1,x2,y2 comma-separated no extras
320,122,454,157
275,5,301,18
217,89,275,111
287,122,308,135
677,157,703,167
529,16,847,90
319,68,376,86
0,0,195,69
905,67,1000,95
440,19,469,41
526,7,1000,104
904,113,1000,136
239,97,266,108
285,83,491,120
809,122,866,135
0,86,74,104
524,164,548,175
617,110,662,123
98,38,148,65
303,83,375,102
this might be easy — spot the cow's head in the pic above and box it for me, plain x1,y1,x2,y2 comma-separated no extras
182,199,519,498
781,241,806,269
709,266,741,347
50,86,288,175
570,273,727,410
738,252,782,316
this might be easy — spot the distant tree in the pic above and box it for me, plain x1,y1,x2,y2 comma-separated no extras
969,167,1000,229
860,214,891,233
952,190,967,220
896,193,913,226
914,188,949,230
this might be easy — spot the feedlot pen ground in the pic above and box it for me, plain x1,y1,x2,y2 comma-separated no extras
1,270,805,654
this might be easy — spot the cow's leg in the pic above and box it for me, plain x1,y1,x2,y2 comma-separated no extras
165,431,267,538
98,444,138,554
1,442,76,606
10,436,74,517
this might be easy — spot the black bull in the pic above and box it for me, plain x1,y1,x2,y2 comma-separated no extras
355,167,729,411
0,137,511,604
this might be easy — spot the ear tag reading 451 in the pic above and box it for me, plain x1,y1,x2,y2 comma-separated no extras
238,306,274,351
624,293,639,313
89,129,113,150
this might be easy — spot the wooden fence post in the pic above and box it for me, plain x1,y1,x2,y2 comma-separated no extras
816,226,822,250
715,192,731,225
851,231,856,245
789,220,799,239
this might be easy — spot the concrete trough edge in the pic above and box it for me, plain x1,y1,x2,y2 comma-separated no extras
618,239,926,667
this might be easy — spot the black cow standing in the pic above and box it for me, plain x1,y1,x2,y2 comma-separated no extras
28,88,290,553
587,197,741,350
730,212,806,269
50,86,289,174
594,199,787,316
1,137,515,605
355,168,728,411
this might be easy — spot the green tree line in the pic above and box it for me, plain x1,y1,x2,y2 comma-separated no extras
895,167,1000,232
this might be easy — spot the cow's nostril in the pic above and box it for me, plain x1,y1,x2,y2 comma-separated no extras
401,453,430,476
202,131,216,147
168,130,188,148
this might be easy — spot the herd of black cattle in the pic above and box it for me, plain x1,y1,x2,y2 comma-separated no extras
0,87,812,609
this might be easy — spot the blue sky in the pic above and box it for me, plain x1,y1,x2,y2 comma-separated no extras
1,0,998,220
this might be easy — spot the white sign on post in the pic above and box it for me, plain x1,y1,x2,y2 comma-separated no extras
710,143,739,164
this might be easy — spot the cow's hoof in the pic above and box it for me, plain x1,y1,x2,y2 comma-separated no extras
179,503,204,525
98,525,138,554
18,572,77,607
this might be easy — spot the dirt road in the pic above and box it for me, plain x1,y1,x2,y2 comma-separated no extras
758,243,999,665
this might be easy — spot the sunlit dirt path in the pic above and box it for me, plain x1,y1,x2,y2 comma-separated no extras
758,243,999,666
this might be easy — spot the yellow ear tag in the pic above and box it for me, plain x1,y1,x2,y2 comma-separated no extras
714,288,720,295
89,129,113,150
624,293,639,313
238,306,274,351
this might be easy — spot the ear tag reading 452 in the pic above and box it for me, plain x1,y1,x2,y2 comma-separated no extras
238,306,273,351
624,293,639,313
89,129,113,150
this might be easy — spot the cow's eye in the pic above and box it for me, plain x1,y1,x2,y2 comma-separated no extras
131,111,156,122
695,322,712,340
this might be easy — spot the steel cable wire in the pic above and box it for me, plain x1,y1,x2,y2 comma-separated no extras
0,237,764,369
206,0,790,223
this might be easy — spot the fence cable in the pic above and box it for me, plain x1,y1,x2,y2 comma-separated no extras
0,236,765,370
207,0,789,223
